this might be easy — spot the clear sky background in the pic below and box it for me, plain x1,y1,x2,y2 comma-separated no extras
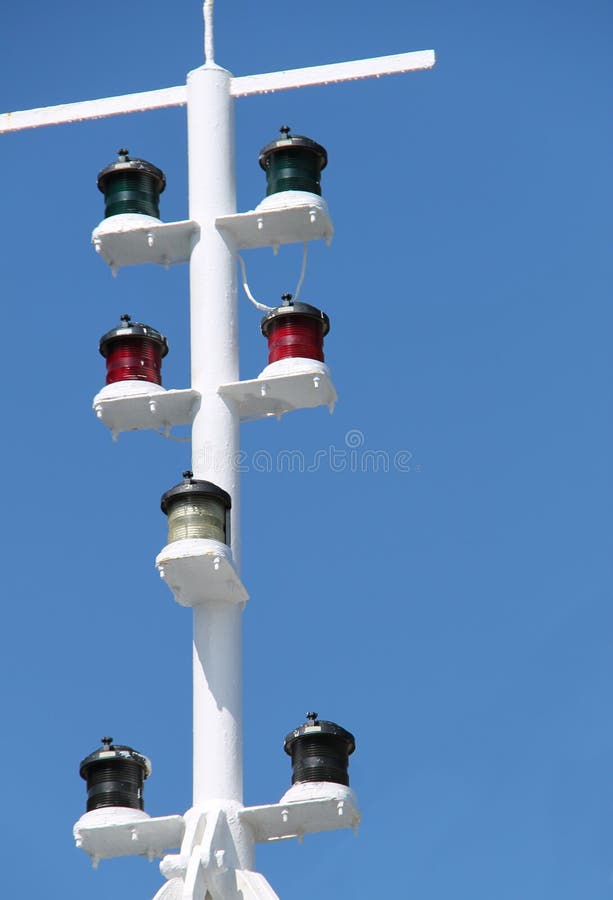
0,1,610,898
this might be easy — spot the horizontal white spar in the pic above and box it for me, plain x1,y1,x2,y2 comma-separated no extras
0,49,435,134
0,84,186,134
230,49,436,96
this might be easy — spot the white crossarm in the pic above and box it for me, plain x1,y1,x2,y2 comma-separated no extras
230,49,436,96
0,85,186,134
0,50,434,134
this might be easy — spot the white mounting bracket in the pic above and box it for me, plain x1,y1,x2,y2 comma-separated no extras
240,785,360,843
92,218,200,271
156,539,249,607
93,385,201,439
73,810,185,867
216,195,333,251
160,806,281,900
74,788,358,897
219,363,336,421
90,195,332,274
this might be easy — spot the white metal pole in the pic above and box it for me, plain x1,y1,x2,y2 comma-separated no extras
186,62,244,812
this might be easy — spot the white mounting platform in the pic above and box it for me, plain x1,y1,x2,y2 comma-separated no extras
219,362,336,421
239,790,360,843
75,791,358,894
92,217,199,271
93,384,200,438
216,195,333,250
156,539,249,607
74,811,185,863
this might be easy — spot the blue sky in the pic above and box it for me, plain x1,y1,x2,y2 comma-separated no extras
0,1,610,898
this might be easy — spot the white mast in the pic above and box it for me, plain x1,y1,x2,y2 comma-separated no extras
187,61,243,810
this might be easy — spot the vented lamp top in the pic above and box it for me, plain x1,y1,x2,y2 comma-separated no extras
99,313,169,359
97,149,166,196
79,736,152,780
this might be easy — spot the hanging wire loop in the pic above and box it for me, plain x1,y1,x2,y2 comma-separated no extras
294,243,308,300
237,254,275,311
237,243,310,311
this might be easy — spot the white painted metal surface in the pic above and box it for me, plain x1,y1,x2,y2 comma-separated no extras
94,380,167,401
240,791,360,843
257,357,331,379
230,49,436,96
92,218,199,271
156,538,248,607
186,63,245,813
73,811,185,863
0,85,186,133
254,189,326,212
278,780,357,805
216,195,332,250
0,51,434,133
235,871,281,900
158,805,268,899
152,880,184,900
93,386,200,438
218,363,336,421
72,791,359,864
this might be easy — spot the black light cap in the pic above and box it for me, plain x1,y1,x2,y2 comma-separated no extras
79,737,151,812
259,128,328,172
99,313,169,358
284,712,355,786
161,470,232,516
260,295,330,338
97,150,166,195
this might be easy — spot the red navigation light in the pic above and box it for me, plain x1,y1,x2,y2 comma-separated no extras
99,314,169,386
261,294,330,365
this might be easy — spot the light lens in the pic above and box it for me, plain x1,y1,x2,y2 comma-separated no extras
167,496,227,543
